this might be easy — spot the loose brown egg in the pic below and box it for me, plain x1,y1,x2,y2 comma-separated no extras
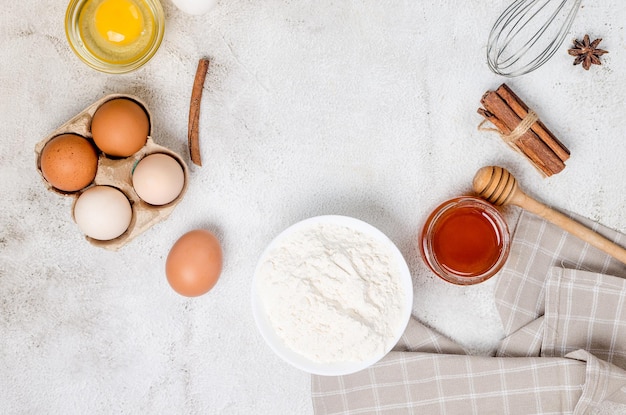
40,133,98,192
166,230,223,297
91,98,149,157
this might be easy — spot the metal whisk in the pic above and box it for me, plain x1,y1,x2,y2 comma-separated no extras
487,0,582,77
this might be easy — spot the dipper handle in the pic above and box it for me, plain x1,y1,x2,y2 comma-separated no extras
473,166,626,265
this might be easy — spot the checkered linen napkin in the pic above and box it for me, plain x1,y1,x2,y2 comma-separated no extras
312,210,626,414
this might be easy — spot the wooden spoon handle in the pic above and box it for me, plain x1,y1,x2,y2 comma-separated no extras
511,191,626,265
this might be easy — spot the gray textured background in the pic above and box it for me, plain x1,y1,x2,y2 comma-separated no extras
1,0,624,413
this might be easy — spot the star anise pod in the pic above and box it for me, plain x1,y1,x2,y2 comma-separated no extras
568,35,608,70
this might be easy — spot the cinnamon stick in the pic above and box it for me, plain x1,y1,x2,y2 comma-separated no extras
188,58,210,167
477,108,508,133
495,84,570,163
478,84,569,176
480,90,565,176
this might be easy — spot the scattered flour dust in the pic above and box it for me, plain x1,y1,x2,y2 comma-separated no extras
257,222,406,364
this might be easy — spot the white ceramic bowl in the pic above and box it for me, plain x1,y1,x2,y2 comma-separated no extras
251,215,413,376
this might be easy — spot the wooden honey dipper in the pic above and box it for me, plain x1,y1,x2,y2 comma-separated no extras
473,166,626,265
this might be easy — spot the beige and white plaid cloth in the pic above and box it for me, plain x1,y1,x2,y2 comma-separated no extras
312,210,626,414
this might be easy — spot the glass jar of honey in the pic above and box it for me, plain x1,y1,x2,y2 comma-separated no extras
420,196,511,285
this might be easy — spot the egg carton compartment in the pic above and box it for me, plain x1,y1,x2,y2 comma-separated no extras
35,93,189,251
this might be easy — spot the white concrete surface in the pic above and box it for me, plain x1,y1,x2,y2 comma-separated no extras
1,1,625,413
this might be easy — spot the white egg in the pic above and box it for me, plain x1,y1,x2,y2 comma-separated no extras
171,0,217,15
73,186,133,241
132,153,185,206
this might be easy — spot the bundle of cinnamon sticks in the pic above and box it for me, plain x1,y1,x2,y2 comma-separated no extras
478,84,570,177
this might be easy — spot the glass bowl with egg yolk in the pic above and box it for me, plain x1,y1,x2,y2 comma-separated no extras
65,0,164,73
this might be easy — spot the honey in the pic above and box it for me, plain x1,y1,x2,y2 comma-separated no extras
420,197,510,285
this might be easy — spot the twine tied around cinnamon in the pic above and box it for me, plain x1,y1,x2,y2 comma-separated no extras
477,84,570,177
478,109,539,150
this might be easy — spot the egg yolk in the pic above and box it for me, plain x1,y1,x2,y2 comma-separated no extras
94,0,144,45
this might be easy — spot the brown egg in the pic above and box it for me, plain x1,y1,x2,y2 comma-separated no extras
91,98,149,157
40,133,98,192
166,230,223,297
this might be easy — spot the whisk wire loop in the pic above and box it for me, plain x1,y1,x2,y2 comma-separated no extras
487,0,582,77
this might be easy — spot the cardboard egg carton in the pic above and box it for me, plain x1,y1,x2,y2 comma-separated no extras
35,93,189,251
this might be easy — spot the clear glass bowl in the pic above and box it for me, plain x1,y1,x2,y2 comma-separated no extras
420,196,511,285
65,0,165,74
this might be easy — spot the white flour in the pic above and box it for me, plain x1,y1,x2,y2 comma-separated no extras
257,222,405,363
